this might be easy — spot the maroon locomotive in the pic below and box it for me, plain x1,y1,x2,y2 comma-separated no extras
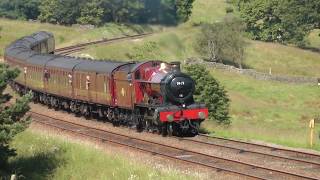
4,31,208,136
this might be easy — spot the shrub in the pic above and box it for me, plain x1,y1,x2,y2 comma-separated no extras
184,64,231,124
195,15,246,68
0,64,31,167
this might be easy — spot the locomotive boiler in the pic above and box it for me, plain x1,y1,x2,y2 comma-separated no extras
4,31,208,136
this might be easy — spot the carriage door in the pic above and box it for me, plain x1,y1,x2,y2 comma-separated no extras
23,66,28,87
86,74,91,102
85,72,96,102
113,71,133,108
43,68,50,93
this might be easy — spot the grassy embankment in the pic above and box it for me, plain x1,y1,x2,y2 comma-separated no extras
0,18,156,57
205,69,320,151
0,0,319,151
78,0,320,150
80,0,320,77
3,130,195,179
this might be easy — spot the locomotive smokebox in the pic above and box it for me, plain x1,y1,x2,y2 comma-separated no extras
170,62,181,72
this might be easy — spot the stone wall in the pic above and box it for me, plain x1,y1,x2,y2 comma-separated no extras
186,58,319,85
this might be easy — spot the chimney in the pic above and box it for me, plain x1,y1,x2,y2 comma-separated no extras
170,61,181,72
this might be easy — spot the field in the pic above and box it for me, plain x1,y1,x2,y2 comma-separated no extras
4,130,195,180
203,69,320,151
0,18,156,57
0,0,319,154
308,29,320,49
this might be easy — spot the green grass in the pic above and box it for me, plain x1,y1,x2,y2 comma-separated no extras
202,69,320,151
244,40,320,77
5,130,196,180
0,18,156,57
78,0,320,77
1,0,320,152
188,0,228,24
80,27,200,61
308,29,320,49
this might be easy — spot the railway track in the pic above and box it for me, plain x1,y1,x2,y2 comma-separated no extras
54,33,152,56
29,111,319,180
177,134,320,166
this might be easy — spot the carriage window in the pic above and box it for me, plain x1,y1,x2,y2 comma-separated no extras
40,42,48,53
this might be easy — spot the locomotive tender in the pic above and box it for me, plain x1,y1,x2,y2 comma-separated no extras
4,31,208,136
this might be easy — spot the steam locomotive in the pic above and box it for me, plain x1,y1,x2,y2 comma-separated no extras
4,31,208,136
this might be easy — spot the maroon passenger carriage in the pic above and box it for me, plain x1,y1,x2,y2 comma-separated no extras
4,31,208,136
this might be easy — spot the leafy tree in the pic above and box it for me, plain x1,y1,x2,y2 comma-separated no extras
0,64,31,167
100,0,145,23
196,15,246,68
184,64,230,124
0,0,40,20
2,0,196,25
236,0,320,46
39,0,85,25
77,0,104,25
141,0,178,24
38,0,59,23
159,0,178,24
175,0,195,22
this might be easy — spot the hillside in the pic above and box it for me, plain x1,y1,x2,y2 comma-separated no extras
0,0,319,152
0,18,156,57
206,69,320,150
76,0,320,150
77,0,320,77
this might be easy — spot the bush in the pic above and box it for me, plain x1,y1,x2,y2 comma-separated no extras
184,64,231,124
0,64,31,167
195,15,246,68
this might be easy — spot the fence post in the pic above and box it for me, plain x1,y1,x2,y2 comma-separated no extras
309,119,315,147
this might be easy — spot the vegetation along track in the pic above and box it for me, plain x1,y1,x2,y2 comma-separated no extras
29,111,318,180
54,33,152,56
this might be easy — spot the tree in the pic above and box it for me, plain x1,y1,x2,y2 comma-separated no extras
184,64,230,124
39,0,85,25
38,0,59,23
0,0,40,20
77,0,104,25
0,64,31,167
175,0,195,22
100,0,144,23
195,15,246,68
236,0,320,46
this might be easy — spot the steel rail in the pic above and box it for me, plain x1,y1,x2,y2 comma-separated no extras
54,33,152,55
176,136,320,167
29,111,318,180
195,134,320,165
